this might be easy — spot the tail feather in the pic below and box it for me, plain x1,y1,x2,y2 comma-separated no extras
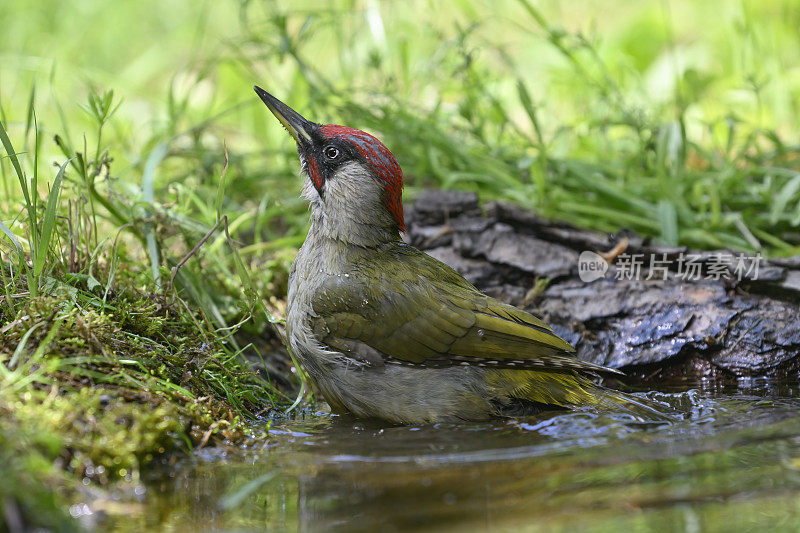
486,369,674,422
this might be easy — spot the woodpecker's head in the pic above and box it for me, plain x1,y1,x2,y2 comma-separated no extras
255,86,405,241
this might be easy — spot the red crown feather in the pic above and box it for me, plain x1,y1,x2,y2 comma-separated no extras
320,125,405,232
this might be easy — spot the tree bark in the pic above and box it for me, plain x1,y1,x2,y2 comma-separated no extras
405,190,800,381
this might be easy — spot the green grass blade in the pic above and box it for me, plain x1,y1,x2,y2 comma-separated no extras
33,159,70,278
214,148,229,221
657,200,679,246
142,142,168,204
0,219,23,255
0,115,29,204
142,143,169,287
8,321,45,373
219,471,279,511
769,172,800,225
30,108,40,250
24,81,36,142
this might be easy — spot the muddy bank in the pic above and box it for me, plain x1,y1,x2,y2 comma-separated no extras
405,190,800,380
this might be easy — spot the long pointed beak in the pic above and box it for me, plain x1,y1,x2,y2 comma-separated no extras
253,86,313,147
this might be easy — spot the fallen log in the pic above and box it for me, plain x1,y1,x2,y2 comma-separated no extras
405,190,800,381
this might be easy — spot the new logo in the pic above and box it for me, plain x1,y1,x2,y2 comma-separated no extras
578,251,608,282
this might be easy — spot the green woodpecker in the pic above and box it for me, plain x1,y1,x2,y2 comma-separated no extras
255,86,665,424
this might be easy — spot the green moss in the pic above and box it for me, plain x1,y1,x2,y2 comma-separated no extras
0,414,75,531
0,275,282,530
7,388,186,481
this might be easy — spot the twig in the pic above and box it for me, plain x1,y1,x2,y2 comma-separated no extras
168,215,226,293
599,237,629,262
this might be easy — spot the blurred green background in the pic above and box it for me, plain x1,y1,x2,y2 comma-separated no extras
3,0,800,255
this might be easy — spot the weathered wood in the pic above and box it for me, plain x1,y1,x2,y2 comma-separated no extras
405,190,800,380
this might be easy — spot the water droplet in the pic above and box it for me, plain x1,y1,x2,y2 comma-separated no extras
344,273,350,277
477,329,485,339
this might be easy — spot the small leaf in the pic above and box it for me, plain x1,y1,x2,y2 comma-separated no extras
87,275,102,292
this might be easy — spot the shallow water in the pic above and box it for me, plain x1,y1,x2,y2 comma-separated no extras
108,379,800,532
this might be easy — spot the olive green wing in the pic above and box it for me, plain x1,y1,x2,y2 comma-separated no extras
310,244,620,375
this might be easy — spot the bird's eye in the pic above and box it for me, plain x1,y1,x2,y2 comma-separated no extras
323,146,340,160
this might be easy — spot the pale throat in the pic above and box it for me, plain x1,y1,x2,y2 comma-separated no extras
302,162,402,249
